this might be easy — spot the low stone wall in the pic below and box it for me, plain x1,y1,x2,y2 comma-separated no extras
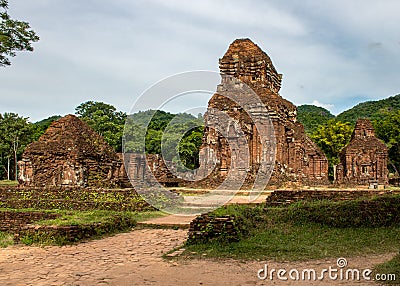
0,210,60,232
187,214,239,244
15,215,136,244
265,190,398,207
0,186,154,211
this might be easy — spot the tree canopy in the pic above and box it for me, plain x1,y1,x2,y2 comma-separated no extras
124,109,204,170
0,113,32,180
0,0,39,66
374,110,400,176
75,101,127,152
311,119,353,168
1,95,398,181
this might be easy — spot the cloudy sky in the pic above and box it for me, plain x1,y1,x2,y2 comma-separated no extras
1,0,399,122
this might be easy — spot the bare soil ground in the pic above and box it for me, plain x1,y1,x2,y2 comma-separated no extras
0,228,395,286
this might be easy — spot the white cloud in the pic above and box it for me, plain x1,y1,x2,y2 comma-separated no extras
311,100,334,111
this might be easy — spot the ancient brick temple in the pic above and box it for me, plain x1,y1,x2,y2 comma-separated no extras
197,38,329,187
18,115,125,188
337,119,388,186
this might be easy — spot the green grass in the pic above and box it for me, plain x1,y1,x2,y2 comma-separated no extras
375,254,400,285
185,223,400,261
18,209,165,246
0,231,13,248
0,208,165,247
0,208,165,227
35,210,165,226
0,180,18,186
184,196,400,261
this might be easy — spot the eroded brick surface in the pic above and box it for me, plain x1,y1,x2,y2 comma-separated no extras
18,115,125,188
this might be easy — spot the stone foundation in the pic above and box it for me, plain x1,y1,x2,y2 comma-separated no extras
0,186,153,211
265,190,398,207
0,210,60,233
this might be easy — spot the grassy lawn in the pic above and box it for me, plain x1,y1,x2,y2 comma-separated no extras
185,223,400,261
35,209,166,226
0,208,166,247
184,196,400,262
0,180,18,186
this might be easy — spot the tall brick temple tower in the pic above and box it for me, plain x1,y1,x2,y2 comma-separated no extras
197,38,329,187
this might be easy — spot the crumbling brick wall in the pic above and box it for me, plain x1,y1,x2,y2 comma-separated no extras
0,210,60,232
0,186,153,211
265,189,398,206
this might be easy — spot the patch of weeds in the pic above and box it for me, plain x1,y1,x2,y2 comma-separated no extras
0,231,14,248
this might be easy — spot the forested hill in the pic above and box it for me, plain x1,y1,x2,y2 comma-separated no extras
336,94,400,124
296,105,334,134
297,94,400,131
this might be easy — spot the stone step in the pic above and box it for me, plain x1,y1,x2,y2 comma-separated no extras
137,215,196,230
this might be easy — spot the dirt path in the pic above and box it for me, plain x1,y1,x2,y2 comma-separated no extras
0,228,395,286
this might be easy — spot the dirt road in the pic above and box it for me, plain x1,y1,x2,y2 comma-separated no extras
0,229,394,285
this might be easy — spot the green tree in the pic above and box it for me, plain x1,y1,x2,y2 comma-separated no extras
0,113,32,180
75,101,127,152
123,109,204,170
178,126,203,170
311,119,353,178
0,0,39,66
122,116,146,153
145,129,162,154
374,110,400,175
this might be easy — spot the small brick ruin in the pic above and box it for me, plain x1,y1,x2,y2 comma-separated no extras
187,214,239,243
337,119,388,186
197,39,329,187
18,115,126,188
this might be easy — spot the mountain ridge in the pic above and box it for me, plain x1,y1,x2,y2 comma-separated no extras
297,94,400,133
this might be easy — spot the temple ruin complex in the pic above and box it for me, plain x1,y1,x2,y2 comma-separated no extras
18,39,389,189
